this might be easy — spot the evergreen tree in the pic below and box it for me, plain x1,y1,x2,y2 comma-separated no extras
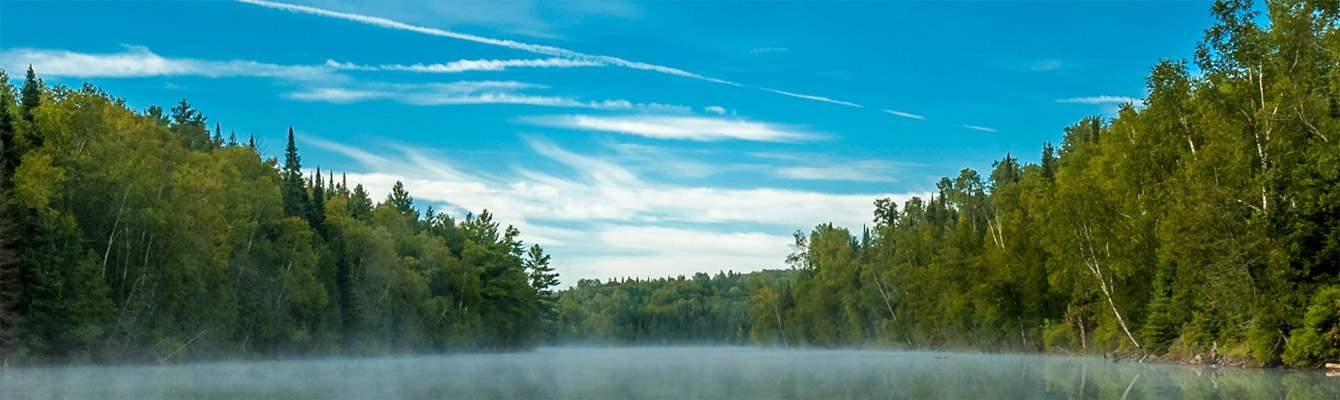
346,184,372,222
20,66,41,123
282,127,309,219
1040,141,1057,181
0,70,17,181
387,181,416,220
309,167,326,235
169,99,209,151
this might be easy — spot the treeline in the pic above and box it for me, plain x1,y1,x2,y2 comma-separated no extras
562,0,1340,367
0,68,559,363
762,0,1338,366
554,270,794,344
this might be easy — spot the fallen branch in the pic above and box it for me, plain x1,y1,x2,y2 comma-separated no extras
158,329,208,364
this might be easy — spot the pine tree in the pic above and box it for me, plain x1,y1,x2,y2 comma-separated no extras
346,184,373,221
213,122,223,148
20,65,41,123
282,127,310,219
0,70,17,181
169,99,209,151
1040,141,1057,181
387,181,416,220
309,166,326,235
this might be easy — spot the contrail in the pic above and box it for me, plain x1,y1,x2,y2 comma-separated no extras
761,88,863,108
236,0,880,109
237,0,740,86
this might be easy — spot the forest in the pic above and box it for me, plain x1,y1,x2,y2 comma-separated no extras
557,0,1340,368
1,0,1336,369
0,68,561,363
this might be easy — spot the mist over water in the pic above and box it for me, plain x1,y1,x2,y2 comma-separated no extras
2,347,1335,399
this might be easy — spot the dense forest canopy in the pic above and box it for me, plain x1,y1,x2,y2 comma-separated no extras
0,0,1337,369
0,67,561,363
556,0,1340,368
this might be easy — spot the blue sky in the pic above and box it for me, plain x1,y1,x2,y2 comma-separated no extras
1,0,1216,284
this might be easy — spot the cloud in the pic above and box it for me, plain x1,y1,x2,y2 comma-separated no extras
1027,60,1063,71
962,125,998,133
530,115,820,142
326,57,605,73
704,106,728,115
749,47,788,54
309,137,917,281
286,81,691,112
774,161,901,183
239,0,893,109
0,46,337,81
881,109,925,120
760,88,863,108
1056,95,1142,105
238,0,741,86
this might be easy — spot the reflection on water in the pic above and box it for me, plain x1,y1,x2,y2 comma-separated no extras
2,347,1335,399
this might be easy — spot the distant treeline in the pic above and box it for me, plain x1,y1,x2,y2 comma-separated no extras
554,270,795,344
558,0,1339,367
0,68,560,363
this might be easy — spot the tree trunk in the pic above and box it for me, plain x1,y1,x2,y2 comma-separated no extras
1079,223,1141,349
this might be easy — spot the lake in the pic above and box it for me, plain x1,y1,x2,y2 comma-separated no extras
2,347,1335,398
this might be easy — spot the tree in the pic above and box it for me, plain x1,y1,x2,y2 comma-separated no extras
169,99,210,151
346,184,373,222
387,181,416,220
20,66,41,123
281,127,309,219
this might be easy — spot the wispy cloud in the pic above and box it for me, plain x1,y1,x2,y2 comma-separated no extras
530,115,820,142
881,109,925,120
238,0,897,111
704,106,728,115
325,57,604,73
761,88,863,108
963,125,998,133
749,47,788,54
309,136,916,281
774,161,901,183
287,81,691,112
1057,95,1141,104
0,46,337,81
238,0,741,86
1027,60,1063,71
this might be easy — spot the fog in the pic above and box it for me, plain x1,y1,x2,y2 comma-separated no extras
2,347,1334,399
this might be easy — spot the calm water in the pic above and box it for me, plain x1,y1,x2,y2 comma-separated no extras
1,347,1335,399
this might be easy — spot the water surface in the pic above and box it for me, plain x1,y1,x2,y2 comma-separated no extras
2,347,1335,398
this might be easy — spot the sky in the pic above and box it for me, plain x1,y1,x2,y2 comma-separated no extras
0,0,1218,285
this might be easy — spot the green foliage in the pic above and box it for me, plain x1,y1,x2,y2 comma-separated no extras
0,74,555,363
1282,285,1340,366
556,271,758,344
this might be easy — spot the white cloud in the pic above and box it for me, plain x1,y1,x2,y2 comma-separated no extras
310,137,916,281
963,125,998,133
327,57,605,73
532,114,820,142
1,46,337,81
749,47,788,54
881,109,925,120
761,88,863,108
286,81,691,112
704,105,728,115
1027,60,1063,71
1057,95,1142,105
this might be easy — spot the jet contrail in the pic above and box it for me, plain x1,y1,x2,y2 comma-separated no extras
237,0,741,86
